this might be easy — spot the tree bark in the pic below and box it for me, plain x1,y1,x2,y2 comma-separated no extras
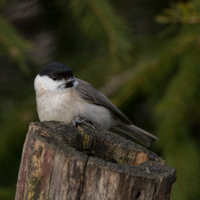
15,121,176,200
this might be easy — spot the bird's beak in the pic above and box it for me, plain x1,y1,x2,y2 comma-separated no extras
67,77,75,83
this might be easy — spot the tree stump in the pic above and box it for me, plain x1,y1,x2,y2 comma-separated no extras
15,121,176,200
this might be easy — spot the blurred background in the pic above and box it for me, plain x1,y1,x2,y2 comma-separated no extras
0,0,200,199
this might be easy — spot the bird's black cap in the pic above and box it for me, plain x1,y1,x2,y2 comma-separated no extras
39,62,73,80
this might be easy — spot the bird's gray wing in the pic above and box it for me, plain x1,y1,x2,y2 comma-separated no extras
76,79,159,147
76,79,132,125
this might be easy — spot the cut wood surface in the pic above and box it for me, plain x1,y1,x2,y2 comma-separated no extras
15,121,176,200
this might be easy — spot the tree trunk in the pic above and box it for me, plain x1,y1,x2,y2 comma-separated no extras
15,121,176,200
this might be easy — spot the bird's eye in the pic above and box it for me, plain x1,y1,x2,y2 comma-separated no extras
52,76,57,81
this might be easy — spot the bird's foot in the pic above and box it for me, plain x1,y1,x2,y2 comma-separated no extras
72,117,95,129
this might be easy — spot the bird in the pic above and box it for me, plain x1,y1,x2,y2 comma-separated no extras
34,62,158,147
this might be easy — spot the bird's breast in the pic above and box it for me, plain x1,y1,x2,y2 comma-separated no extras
36,89,114,130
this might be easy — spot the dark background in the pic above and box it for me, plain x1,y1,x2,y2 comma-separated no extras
0,0,200,199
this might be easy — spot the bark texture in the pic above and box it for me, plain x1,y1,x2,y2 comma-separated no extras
15,121,176,200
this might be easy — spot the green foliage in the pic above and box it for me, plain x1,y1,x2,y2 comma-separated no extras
55,0,133,69
156,0,200,24
0,16,32,74
69,0,132,60
111,1,200,200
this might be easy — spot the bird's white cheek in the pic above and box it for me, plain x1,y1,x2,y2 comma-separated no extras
34,75,64,92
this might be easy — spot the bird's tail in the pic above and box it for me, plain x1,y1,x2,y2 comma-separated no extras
111,123,159,147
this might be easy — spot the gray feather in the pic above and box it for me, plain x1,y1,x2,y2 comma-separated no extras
76,79,131,125
111,123,158,147
76,79,158,146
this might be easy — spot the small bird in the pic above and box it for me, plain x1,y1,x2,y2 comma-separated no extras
34,62,158,147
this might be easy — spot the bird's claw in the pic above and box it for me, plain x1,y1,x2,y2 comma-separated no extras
72,117,95,129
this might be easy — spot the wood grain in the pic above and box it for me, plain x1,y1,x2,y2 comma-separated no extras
15,121,176,200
